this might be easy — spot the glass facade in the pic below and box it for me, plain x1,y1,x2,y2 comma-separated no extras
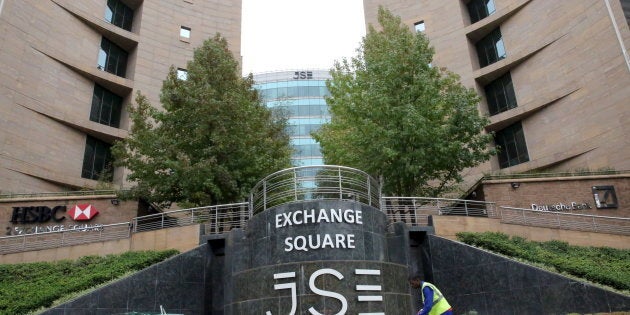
253,70,331,166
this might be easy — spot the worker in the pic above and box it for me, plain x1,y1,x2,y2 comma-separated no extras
409,276,453,315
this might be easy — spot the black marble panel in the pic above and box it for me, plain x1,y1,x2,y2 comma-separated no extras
230,261,410,314
43,245,209,315
422,235,630,315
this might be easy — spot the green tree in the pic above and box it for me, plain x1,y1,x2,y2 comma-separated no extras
112,34,292,207
313,7,494,197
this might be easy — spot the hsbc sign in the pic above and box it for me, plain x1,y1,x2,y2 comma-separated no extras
10,204,100,224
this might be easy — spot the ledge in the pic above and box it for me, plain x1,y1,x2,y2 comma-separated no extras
51,0,139,51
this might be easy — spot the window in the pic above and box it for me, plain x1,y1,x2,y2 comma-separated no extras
105,0,134,31
180,26,191,39
485,72,517,115
414,21,425,33
97,37,128,77
495,122,529,168
82,136,113,180
467,0,496,24
90,84,122,127
475,28,506,67
177,68,188,80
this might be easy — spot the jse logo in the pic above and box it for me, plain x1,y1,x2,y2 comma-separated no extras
293,71,313,79
266,268,383,315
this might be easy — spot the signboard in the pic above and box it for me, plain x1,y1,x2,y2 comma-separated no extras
228,200,411,314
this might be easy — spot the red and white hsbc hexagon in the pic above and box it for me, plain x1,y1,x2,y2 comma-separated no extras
67,204,99,221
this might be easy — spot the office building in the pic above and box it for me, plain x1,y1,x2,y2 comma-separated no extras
363,0,630,192
253,70,331,166
0,0,242,194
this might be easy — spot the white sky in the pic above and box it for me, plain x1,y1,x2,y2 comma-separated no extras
241,0,366,75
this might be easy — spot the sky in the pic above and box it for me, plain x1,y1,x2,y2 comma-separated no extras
241,0,366,75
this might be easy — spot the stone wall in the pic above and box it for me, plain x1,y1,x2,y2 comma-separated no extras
41,244,212,315
224,200,412,314
479,175,630,217
419,234,630,314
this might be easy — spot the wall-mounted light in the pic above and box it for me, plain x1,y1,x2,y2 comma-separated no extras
510,182,520,189
111,199,120,206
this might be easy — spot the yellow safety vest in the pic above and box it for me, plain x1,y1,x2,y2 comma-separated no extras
421,281,452,315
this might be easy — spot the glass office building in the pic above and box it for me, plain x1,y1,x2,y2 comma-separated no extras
253,70,331,166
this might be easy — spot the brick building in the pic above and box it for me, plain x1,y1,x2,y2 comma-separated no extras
363,0,630,194
0,0,241,194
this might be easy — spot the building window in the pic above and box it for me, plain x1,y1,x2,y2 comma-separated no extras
90,84,122,128
485,72,517,115
104,0,134,31
475,28,506,68
177,68,188,80
467,0,496,24
495,122,529,168
97,37,128,77
414,21,425,32
180,26,191,39
82,136,113,180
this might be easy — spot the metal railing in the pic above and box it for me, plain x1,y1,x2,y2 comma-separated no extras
500,207,630,235
0,222,131,254
132,202,250,234
382,197,497,226
250,165,381,214
0,190,119,200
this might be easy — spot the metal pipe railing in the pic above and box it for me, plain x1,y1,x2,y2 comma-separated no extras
250,165,381,214
382,197,497,226
500,206,630,235
0,222,131,254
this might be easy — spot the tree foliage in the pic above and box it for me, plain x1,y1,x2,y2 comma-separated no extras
313,7,494,197
113,34,292,207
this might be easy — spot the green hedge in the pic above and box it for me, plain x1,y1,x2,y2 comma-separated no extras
456,232,630,292
0,250,178,315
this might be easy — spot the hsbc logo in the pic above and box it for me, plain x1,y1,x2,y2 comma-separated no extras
11,204,100,224
68,204,99,221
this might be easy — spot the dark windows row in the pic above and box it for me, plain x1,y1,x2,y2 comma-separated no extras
82,136,113,180
476,28,506,68
495,122,529,168
485,72,517,115
98,37,128,77
468,0,496,24
105,0,134,31
259,86,330,101
91,84,122,127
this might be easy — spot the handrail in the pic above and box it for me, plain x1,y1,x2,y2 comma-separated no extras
500,206,630,235
250,165,381,214
132,202,250,233
382,197,497,226
0,190,120,200
0,222,131,254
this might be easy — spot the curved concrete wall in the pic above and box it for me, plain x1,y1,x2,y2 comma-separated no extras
225,200,411,314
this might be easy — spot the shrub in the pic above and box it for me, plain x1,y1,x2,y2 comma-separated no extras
456,232,630,291
0,249,178,315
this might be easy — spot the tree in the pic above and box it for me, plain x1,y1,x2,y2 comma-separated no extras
313,7,494,197
112,34,292,207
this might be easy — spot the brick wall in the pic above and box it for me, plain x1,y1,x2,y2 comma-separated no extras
480,175,630,217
